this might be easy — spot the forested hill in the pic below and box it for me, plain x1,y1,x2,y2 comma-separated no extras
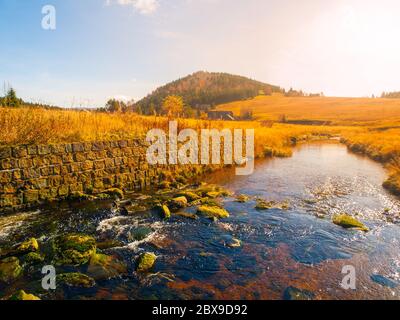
135,71,283,114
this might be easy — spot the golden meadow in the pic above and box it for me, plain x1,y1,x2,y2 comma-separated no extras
1,94,400,194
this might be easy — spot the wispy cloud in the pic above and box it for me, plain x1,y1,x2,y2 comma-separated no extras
105,0,159,15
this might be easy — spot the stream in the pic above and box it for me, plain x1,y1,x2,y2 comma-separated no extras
1,141,400,300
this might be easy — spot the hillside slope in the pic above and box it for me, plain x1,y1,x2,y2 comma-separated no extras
135,71,283,114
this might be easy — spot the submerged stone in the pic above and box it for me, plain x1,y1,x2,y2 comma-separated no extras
9,290,40,301
283,286,315,300
176,212,199,220
193,184,230,198
128,226,153,242
370,274,398,289
227,238,242,248
57,272,96,288
136,252,157,272
235,194,251,203
87,253,128,281
255,199,275,210
96,239,124,250
0,257,23,283
197,205,229,219
53,234,97,266
332,214,369,232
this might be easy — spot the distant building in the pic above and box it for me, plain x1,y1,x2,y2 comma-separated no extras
207,111,235,121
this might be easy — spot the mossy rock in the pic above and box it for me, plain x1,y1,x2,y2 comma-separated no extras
68,192,96,201
128,226,153,242
96,193,112,200
53,234,97,266
235,194,251,203
57,272,96,288
175,191,201,202
159,205,171,219
283,286,315,300
0,257,23,283
332,214,369,232
197,205,230,219
87,253,128,281
255,199,275,210
22,252,45,265
96,240,124,250
16,238,39,254
170,196,188,210
9,290,40,301
194,185,231,198
103,188,124,199
136,252,157,272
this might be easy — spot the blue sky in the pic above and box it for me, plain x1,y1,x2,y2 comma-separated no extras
1,0,400,107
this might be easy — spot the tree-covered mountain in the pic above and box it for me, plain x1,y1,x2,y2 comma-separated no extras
134,71,283,115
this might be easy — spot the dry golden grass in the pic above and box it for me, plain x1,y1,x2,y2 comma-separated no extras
0,102,399,195
217,94,400,126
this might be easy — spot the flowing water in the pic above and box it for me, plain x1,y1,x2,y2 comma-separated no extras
1,141,400,300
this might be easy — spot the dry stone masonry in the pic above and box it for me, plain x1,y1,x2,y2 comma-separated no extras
0,139,210,211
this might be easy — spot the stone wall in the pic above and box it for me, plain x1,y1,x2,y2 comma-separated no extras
0,139,207,211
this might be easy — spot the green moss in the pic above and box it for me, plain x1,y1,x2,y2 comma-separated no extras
194,184,231,198
175,191,201,202
17,238,39,254
255,199,275,210
23,252,45,265
9,290,40,301
197,205,230,219
333,214,369,232
103,188,124,199
0,257,23,283
160,205,171,219
57,272,96,288
53,234,97,266
136,252,157,272
170,196,188,209
96,193,112,200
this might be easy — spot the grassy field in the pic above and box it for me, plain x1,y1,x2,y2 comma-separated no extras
217,94,400,126
1,98,399,195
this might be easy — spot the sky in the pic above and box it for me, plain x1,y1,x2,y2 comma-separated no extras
1,0,400,107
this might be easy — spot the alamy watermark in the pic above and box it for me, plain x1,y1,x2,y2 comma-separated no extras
42,5,56,30
341,265,356,290
41,265,56,290
146,121,255,176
